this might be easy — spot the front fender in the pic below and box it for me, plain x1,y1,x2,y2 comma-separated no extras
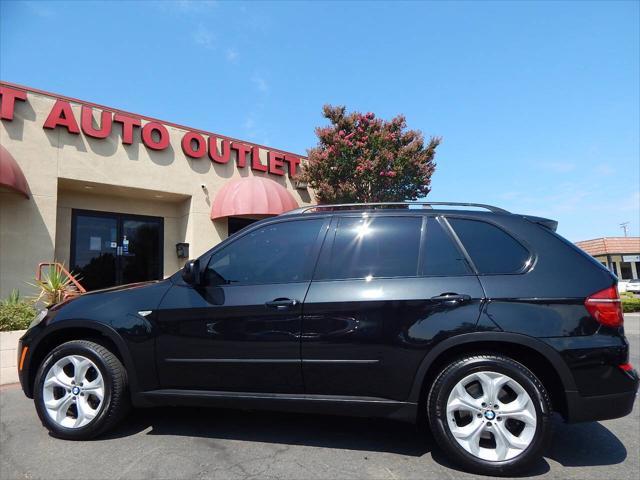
21,318,150,400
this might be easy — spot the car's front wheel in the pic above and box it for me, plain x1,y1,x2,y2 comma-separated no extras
34,340,129,439
427,354,552,476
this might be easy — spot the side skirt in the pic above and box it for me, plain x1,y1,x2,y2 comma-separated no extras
138,389,418,423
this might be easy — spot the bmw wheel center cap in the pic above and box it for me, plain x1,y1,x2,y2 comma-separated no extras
484,410,496,420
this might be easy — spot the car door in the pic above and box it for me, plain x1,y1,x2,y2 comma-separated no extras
301,214,485,401
156,216,328,393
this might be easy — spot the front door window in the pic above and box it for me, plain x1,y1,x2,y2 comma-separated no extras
205,218,324,286
71,210,163,291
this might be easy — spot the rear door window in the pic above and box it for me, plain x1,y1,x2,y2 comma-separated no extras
447,218,530,274
421,217,471,276
316,216,422,280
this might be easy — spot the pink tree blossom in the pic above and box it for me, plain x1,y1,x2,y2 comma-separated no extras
299,105,440,203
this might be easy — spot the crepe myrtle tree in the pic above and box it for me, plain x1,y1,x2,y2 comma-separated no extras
298,105,440,204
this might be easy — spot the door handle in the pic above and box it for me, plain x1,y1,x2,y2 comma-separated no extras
430,293,471,304
265,298,299,310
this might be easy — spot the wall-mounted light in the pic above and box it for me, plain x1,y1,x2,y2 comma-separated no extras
294,180,308,189
176,242,189,258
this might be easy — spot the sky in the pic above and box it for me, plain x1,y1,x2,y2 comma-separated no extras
1,0,638,241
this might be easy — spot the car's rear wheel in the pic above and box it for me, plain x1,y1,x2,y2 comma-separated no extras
34,340,129,439
427,354,552,476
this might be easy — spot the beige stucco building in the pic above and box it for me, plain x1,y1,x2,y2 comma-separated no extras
575,237,640,282
0,81,313,297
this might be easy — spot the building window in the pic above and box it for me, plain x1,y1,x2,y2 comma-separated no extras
228,217,258,236
620,262,633,280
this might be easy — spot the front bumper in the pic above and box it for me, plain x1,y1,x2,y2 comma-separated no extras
16,326,42,398
16,337,30,397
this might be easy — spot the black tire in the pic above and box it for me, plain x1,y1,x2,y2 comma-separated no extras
34,340,130,440
426,354,552,476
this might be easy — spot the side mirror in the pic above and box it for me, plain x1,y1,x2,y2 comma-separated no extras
181,259,201,285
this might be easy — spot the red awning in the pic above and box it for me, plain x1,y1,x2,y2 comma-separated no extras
211,176,299,220
0,144,29,198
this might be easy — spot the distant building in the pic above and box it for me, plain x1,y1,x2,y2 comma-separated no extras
575,237,640,281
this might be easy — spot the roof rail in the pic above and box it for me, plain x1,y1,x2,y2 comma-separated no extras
286,202,510,215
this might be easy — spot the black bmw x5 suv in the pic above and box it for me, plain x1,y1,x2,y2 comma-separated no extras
18,202,638,475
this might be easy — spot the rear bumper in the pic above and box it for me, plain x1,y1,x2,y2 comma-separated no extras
565,368,638,423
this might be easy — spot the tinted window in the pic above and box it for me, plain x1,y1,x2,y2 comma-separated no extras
205,219,324,285
422,217,471,275
228,217,258,236
317,216,421,280
611,263,618,276
620,262,632,280
448,218,530,274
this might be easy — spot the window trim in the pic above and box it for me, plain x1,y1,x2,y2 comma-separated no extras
436,215,479,276
416,216,428,275
412,215,477,277
442,214,536,276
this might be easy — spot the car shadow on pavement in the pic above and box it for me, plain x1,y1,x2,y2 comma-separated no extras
102,408,626,475
104,406,431,457
545,417,627,467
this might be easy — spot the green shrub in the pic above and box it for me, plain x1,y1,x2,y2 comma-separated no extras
622,297,640,313
0,300,37,331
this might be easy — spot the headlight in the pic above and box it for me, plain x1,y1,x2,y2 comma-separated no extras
28,309,48,329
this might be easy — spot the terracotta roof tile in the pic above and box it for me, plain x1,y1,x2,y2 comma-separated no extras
575,237,640,256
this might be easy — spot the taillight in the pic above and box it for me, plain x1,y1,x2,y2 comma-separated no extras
585,286,624,327
619,363,634,372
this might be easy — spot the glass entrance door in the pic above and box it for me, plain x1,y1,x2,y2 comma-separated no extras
71,210,163,291
120,217,163,285
70,212,118,291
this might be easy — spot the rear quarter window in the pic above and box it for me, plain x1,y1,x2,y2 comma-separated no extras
447,218,530,274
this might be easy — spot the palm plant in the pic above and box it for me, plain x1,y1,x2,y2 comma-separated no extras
28,264,81,306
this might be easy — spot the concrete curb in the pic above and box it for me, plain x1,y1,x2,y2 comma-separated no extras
1,330,26,385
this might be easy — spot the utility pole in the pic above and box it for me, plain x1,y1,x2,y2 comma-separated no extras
619,222,629,237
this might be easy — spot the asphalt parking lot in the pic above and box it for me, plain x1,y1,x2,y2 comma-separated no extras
1,314,638,480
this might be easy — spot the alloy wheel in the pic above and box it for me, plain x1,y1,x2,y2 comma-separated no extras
42,355,105,428
445,370,537,461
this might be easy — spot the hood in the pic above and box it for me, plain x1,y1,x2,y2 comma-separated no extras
48,280,161,312
49,278,173,323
